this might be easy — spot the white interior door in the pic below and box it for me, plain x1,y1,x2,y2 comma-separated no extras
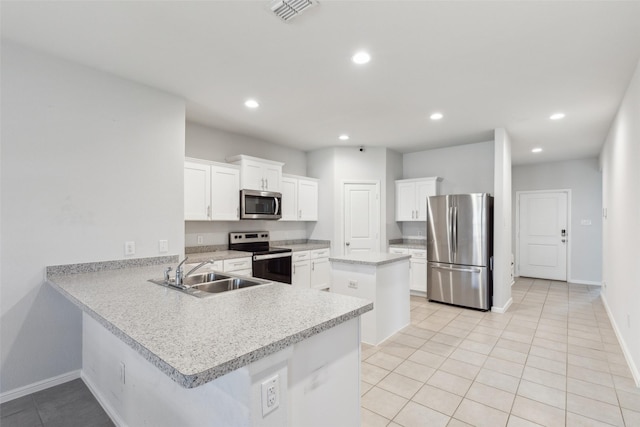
518,191,568,281
344,182,379,254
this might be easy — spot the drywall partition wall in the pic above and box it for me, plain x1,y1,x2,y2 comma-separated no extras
512,159,602,284
600,59,640,385
307,147,400,255
401,141,494,237
184,121,309,246
385,149,404,244
492,129,513,313
1,42,186,395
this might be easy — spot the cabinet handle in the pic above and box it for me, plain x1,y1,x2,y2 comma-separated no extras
312,261,315,271
265,178,268,189
261,178,265,189
293,265,296,274
207,205,212,218
237,207,239,218
298,209,301,219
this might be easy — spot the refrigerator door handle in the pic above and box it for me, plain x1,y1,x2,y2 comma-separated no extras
432,264,481,274
452,206,458,255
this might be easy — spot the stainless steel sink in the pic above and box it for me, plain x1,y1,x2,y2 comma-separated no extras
182,272,230,287
149,272,269,298
191,278,264,293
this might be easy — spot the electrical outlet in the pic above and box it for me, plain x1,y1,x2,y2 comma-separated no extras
261,375,279,417
348,280,358,289
124,241,135,256
159,240,168,253
197,235,204,245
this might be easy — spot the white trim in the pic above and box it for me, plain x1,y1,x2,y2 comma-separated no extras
491,297,513,314
81,372,127,427
600,293,640,387
568,279,602,286
0,370,81,404
515,189,571,280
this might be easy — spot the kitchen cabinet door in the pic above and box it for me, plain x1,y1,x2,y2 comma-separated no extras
415,180,436,221
210,165,240,220
280,176,298,221
185,161,211,221
227,155,283,192
310,257,330,290
395,181,417,221
409,249,427,293
292,260,311,289
297,178,318,221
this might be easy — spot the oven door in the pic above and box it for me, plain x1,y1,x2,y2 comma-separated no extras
253,252,292,284
241,189,282,220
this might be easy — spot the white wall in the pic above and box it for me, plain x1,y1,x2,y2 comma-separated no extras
600,60,640,385
1,42,185,394
512,159,602,284
184,122,309,246
492,129,513,312
385,149,404,244
401,141,495,237
307,147,401,254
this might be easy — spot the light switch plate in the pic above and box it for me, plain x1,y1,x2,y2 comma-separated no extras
124,241,135,256
159,240,169,253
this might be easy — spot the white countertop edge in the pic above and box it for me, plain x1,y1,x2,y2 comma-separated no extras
329,253,411,266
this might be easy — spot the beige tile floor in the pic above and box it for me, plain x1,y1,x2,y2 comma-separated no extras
361,278,640,427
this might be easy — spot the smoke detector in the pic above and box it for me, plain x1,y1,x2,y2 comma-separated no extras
270,0,318,22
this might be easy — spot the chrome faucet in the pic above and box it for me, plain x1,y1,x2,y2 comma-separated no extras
174,257,189,288
185,260,215,278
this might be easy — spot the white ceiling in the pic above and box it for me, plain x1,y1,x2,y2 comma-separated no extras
3,1,640,165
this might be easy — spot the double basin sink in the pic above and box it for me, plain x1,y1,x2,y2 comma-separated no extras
149,271,269,298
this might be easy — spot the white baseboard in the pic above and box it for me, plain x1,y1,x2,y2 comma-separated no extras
600,293,640,387
568,279,602,286
0,370,81,404
81,371,127,427
491,297,513,314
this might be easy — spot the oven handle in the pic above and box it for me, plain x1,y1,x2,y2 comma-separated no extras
253,252,292,261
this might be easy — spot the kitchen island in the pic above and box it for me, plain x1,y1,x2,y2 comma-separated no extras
330,252,411,345
47,259,371,427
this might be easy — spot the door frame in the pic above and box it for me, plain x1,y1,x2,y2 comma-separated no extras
515,189,572,281
341,180,381,256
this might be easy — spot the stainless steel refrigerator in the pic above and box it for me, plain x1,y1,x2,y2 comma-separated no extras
426,194,493,311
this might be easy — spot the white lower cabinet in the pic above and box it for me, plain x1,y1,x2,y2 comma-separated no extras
292,249,331,290
292,251,311,289
310,248,331,290
389,247,427,295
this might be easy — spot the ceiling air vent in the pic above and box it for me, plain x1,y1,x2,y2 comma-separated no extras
271,0,317,22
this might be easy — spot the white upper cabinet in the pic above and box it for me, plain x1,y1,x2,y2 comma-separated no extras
281,174,318,221
185,161,211,221
226,155,283,192
184,158,240,221
395,177,442,221
210,164,240,220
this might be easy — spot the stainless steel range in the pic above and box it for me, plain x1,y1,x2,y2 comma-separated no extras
229,231,292,284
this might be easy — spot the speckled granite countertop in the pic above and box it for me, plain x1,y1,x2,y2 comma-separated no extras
185,250,253,264
388,243,427,250
330,253,411,266
47,264,372,389
279,243,330,252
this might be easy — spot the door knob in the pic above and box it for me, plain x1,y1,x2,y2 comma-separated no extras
346,242,350,246
562,239,566,243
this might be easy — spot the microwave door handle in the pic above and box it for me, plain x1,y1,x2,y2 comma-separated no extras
274,196,279,215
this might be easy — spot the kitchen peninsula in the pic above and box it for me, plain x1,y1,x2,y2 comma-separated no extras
47,258,371,427
330,252,411,345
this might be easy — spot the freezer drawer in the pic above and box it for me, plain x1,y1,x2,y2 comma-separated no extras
427,262,492,310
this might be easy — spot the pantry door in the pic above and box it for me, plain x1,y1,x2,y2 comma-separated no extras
517,191,569,281
343,182,380,255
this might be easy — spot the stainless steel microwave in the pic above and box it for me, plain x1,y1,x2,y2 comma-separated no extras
240,189,282,220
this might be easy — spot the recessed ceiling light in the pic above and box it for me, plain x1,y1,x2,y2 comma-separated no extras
430,112,444,120
339,134,350,141
244,99,259,109
550,112,565,120
532,147,543,153
352,51,371,65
